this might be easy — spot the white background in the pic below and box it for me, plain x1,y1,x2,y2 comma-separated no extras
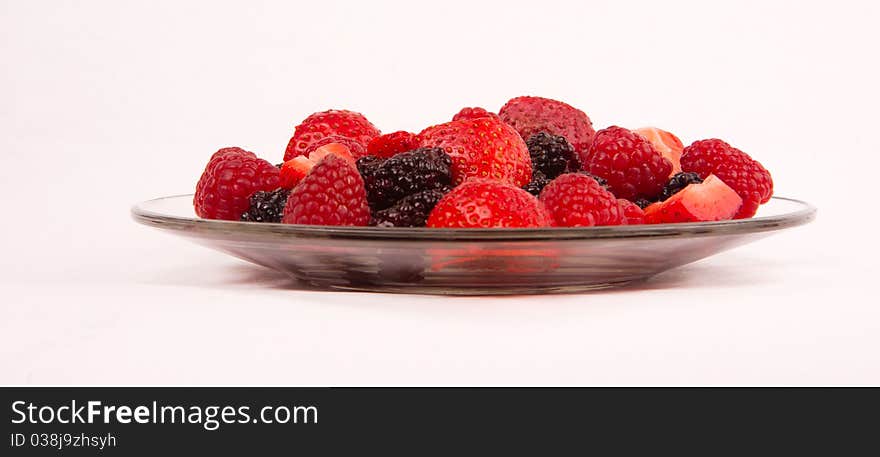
2,0,878,385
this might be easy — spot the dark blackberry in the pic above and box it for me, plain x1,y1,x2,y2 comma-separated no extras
240,188,290,223
371,187,451,227
522,171,552,196
659,172,703,201
633,198,653,209
526,132,578,178
358,147,453,210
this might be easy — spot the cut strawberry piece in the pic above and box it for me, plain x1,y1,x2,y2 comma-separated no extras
644,174,742,224
279,156,315,189
634,127,684,176
307,142,356,165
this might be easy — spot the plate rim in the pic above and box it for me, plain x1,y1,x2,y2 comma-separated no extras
131,194,816,241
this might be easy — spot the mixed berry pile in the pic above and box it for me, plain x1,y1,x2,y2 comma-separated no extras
194,96,773,228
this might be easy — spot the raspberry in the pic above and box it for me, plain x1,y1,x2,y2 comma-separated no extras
366,131,420,159
371,187,451,227
526,132,579,178
357,147,453,211
194,147,281,220
240,188,291,223
582,126,672,201
617,198,646,225
498,96,596,157
452,107,499,122
522,170,553,196
303,135,366,160
427,179,553,228
539,173,623,227
281,154,370,226
283,109,380,161
418,116,532,187
660,171,703,202
680,139,773,219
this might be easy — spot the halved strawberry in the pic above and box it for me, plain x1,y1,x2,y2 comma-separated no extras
280,156,315,189
308,142,356,165
644,174,742,223
634,127,684,176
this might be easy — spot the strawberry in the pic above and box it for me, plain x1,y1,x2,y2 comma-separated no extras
308,142,355,165
281,154,370,226
498,96,596,158
644,174,742,223
418,116,532,187
279,156,315,189
427,179,552,228
634,127,684,175
283,109,379,161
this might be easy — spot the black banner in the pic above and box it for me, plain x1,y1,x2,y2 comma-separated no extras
1,388,877,455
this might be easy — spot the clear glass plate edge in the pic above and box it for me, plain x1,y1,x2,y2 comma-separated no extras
130,194,816,241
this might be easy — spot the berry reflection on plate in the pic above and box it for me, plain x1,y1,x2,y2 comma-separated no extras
193,96,774,229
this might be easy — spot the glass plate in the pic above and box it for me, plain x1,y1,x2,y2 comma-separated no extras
132,195,815,295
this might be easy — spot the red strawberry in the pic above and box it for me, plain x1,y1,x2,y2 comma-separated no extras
194,147,280,220
617,199,646,225
281,154,370,226
452,107,499,122
308,142,355,165
418,116,532,187
538,173,623,227
680,139,773,219
427,179,552,228
644,174,742,224
279,156,315,189
283,109,380,161
366,131,420,158
302,134,367,160
582,126,673,201
634,127,684,175
498,96,596,157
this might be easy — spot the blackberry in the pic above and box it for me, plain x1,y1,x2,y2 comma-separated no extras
371,187,451,227
240,188,290,223
522,171,552,196
526,132,578,178
633,198,653,209
659,172,703,201
358,147,453,210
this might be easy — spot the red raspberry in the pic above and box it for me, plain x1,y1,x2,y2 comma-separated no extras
680,139,773,219
282,154,370,226
303,135,367,160
283,109,380,161
498,96,596,157
538,173,623,227
582,126,673,201
194,147,280,220
452,107,499,122
427,179,552,228
366,131,420,158
617,199,646,225
418,116,532,187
